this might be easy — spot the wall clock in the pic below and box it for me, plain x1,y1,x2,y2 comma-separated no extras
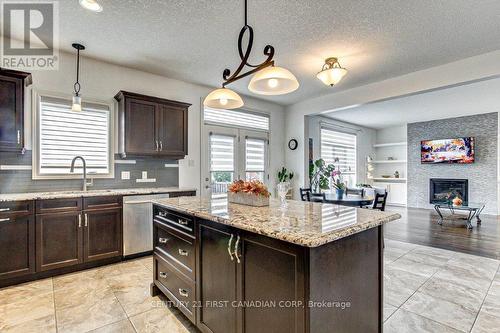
288,139,298,150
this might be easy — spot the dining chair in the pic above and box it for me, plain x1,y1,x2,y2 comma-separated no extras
372,191,388,211
299,188,311,201
306,192,326,202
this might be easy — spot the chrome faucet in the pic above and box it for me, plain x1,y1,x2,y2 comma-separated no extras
70,156,92,191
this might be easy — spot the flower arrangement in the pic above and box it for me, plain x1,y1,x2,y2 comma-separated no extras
228,180,270,198
330,169,346,191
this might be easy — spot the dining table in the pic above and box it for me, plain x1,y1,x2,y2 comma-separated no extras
323,192,375,208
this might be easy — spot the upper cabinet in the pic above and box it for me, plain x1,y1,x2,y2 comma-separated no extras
115,91,190,159
0,68,32,153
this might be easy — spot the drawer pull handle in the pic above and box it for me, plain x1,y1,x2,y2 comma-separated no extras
179,288,189,298
159,237,168,244
178,219,189,225
227,234,234,261
158,212,167,217
0,218,10,222
0,208,10,212
178,249,189,256
159,272,168,278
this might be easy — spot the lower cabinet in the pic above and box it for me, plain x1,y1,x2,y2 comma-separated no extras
0,213,35,279
84,207,122,262
36,211,83,271
197,219,305,333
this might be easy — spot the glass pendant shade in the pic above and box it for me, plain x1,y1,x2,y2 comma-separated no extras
79,0,103,12
72,95,82,112
248,66,299,95
203,88,244,109
317,58,348,86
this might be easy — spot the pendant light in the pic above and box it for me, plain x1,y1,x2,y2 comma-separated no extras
204,0,298,109
71,43,85,112
316,57,348,86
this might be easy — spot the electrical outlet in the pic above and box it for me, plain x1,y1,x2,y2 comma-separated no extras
142,171,148,179
121,171,130,180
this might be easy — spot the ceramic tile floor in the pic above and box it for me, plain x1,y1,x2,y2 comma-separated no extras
1,241,499,333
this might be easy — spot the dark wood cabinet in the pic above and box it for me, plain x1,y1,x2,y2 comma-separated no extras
197,222,239,333
115,91,190,159
36,211,83,272
0,201,35,280
83,207,122,262
0,69,32,153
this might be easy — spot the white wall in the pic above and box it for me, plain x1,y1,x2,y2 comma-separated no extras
306,115,376,186
22,49,286,193
285,51,500,198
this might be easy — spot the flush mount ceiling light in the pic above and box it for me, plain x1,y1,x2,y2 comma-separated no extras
79,0,103,12
71,43,85,112
316,57,348,86
204,0,298,109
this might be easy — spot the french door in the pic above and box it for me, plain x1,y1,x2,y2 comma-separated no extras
202,125,269,197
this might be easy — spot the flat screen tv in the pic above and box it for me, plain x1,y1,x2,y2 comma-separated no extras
421,137,475,164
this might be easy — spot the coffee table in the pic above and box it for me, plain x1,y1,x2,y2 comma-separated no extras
433,202,485,229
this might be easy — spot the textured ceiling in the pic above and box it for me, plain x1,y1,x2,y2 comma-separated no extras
323,77,500,129
34,0,500,104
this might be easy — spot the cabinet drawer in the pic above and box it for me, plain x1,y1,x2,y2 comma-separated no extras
154,223,194,277
36,198,82,214
83,196,122,210
153,206,194,235
154,255,195,322
0,201,34,217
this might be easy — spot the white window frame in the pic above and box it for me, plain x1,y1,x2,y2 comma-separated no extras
32,90,115,180
320,126,357,186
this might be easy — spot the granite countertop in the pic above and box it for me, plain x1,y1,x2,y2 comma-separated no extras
152,196,401,247
0,187,197,202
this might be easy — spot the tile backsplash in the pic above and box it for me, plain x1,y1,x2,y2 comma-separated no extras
0,151,179,193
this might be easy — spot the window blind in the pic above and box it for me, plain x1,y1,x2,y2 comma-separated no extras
210,134,235,172
204,107,269,131
38,96,111,175
245,138,266,172
320,128,356,182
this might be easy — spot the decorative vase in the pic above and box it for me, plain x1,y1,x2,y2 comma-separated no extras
228,192,270,207
276,182,290,205
336,188,345,198
452,196,463,207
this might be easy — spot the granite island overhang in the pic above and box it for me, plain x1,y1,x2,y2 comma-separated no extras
150,196,401,333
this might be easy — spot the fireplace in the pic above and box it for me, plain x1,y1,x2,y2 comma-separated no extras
429,178,468,205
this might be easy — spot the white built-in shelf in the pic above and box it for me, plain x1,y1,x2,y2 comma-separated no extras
369,177,407,182
368,160,407,164
373,142,407,148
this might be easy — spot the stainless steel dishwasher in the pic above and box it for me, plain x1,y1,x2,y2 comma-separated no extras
123,193,170,257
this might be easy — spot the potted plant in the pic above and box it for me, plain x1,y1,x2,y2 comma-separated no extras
228,180,271,207
277,167,294,203
309,159,335,193
331,170,346,198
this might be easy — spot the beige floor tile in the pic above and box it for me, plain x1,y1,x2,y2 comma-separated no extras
0,278,53,301
56,294,127,333
488,280,500,296
433,263,493,293
384,309,461,333
383,267,429,307
471,311,500,333
113,282,160,317
130,307,197,333
383,304,397,322
480,293,500,319
88,319,136,333
402,291,477,332
53,268,106,291
54,277,115,309
138,256,154,271
0,292,55,328
447,255,499,280
390,254,444,278
419,277,486,312
0,314,56,333
410,245,457,261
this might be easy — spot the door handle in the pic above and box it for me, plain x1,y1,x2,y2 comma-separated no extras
84,213,88,227
159,237,168,244
227,234,234,261
159,141,163,151
233,235,241,264
78,214,82,228
17,130,21,144
179,288,189,298
178,249,189,256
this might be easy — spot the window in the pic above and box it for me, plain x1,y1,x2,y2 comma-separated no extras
34,95,112,178
209,134,235,193
320,128,357,186
204,107,269,131
245,137,266,182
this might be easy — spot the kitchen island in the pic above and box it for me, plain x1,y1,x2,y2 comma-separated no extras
150,196,400,333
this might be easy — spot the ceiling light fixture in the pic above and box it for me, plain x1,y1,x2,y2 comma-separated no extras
204,0,298,109
316,57,348,86
79,0,103,12
71,43,85,112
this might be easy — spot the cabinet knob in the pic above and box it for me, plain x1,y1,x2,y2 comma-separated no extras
159,237,168,244
178,288,189,298
178,249,189,256
178,219,188,226
159,272,168,278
